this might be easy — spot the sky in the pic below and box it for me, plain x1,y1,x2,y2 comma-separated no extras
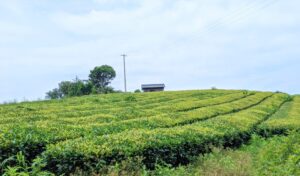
0,0,300,102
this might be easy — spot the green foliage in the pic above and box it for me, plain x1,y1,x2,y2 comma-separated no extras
72,157,148,176
2,152,53,176
125,95,137,102
46,77,93,99
46,65,116,99
250,132,300,175
174,148,252,176
0,90,299,175
134,89,142,93
62,78,93,97
42,93,289,174
45,88,62,99
58,81,73,96
0,91,261,169
95,86,115,94
258,96,300,136
1,90,234,168
152,132,300,176
89,65,116,91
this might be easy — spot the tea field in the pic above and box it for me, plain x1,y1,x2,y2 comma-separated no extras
0,89,299,175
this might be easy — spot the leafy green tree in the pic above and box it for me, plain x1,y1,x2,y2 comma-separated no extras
58,81,73,97
67,77,85,97
81,81,94,95
46,77,93,99
46,65,117,99
89,65,116,91
134,89,141,93
46,88,63,99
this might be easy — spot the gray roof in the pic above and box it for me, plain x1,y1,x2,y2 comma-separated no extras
141,84,165,89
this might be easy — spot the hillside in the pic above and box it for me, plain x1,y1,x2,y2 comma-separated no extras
0,89,299,175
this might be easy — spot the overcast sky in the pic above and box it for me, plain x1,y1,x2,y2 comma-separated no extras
0,0,299,102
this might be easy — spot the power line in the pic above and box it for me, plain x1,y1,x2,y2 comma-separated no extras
202,0,265,32
124,0,279,59
215,0,278,28
194,0,278,40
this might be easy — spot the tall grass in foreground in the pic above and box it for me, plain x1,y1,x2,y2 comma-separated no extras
150,132,300,176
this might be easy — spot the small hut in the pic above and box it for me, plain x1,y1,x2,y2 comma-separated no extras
141,84,165,92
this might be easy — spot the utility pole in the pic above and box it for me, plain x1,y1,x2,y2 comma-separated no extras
121,54,127,92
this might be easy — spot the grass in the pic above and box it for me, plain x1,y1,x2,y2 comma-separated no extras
147,132,300,176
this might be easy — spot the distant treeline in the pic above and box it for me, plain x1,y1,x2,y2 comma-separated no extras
46,65,120,99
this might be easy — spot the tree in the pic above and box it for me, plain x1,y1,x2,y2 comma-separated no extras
46,77,93,99
59,78,93,97
89,65,116,91
46,88,63,99
46,65,117,99
68,79,84,97
134,89,141,93
58,81,73,97
81,81,94,95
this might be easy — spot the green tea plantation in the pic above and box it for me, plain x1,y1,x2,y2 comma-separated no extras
0,90,299,175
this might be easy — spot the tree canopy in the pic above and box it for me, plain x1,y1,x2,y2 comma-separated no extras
89,65,116,90
46,65,117,99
